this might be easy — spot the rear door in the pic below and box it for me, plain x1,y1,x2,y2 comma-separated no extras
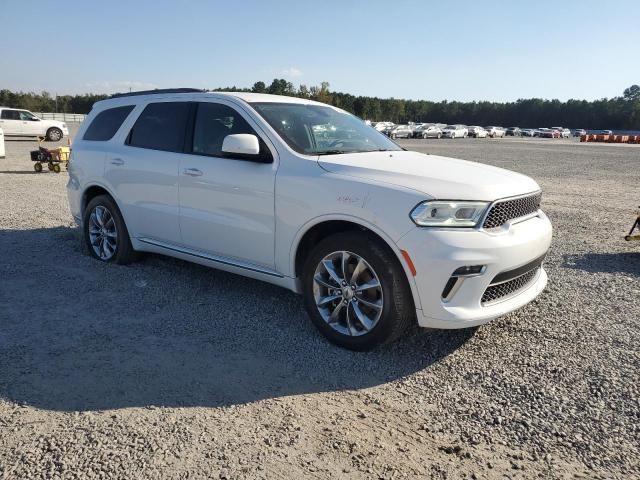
104,101,190,245
0,109,22,134
177,100,277,268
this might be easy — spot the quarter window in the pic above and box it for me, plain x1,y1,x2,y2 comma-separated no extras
127,102,191,152
192,102,264,158
83,105,134,141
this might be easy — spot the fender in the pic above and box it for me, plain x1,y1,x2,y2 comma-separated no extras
288,213,422,310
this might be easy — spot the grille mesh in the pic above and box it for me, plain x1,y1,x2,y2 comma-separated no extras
481,268,539,305
483,192,542,229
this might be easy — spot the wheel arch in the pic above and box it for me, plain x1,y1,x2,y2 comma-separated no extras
290,216,421,310
80,183,130,231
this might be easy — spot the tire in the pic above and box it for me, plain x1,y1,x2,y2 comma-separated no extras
422,133,428,139
437,133,442,139
302,231,414,350
83,194,136,264
47,162,54,171
46,127,63,142
34,162,42,172
391,133,396,139
52,164,61,173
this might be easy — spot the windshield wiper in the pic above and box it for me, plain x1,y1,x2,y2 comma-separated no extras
315,150,348,155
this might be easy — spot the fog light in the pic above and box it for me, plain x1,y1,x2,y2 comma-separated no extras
452,265,485,277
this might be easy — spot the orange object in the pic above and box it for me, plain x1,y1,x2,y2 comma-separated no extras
400,249,417,277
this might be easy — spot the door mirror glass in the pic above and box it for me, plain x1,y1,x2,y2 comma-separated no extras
221,134,260,156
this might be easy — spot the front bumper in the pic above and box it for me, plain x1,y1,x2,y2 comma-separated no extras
396,211,552,329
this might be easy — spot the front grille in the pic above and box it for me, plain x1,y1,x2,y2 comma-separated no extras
483,192,542,229
481,268,539,305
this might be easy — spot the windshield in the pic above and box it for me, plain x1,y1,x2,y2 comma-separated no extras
250,102,401,155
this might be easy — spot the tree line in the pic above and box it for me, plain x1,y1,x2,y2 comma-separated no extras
1,82,639,129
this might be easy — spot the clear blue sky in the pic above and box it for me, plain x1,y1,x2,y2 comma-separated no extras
1,0,638,102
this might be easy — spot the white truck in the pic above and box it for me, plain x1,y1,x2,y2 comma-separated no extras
0,107,69,141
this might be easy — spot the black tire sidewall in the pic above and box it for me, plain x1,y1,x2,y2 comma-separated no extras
82,195,133,264
302,232,412,350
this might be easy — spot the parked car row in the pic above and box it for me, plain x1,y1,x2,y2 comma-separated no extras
370,121,589,140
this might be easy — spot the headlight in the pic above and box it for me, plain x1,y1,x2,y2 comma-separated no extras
410,200,489,228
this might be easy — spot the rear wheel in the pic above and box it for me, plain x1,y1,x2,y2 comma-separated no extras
302,232,414,350
52,164,61,173
83,195,136,264
33,162,42,172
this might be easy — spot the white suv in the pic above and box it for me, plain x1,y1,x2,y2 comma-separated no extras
67,89,552,350
0,107,69,141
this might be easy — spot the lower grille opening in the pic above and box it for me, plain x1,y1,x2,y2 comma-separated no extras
481,268,539,305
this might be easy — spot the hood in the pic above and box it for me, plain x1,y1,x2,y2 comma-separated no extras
318,150,540,201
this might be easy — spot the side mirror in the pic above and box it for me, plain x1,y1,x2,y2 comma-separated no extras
221,134,260,156
32,117,40,121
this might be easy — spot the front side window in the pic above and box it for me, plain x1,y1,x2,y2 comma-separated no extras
1,110,20,120
19,111,37,121
192,102,259,157
127,102,191,152
250,102,401,155
84,105,134,141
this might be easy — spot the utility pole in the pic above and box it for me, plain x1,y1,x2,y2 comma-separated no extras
55,93,58,113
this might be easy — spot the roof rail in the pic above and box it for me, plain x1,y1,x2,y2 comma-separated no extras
109,88,206,99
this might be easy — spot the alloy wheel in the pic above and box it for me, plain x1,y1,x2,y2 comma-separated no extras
88,205,118,260
312,251,384,336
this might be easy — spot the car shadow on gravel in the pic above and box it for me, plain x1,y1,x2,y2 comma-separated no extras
0,226,476,412
563,252,640,277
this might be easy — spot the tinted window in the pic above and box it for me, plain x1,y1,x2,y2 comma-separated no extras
128,102,191,152
192,102,258,157
1,110,20,120
83,105,134,141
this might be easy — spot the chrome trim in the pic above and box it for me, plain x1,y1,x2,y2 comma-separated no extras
442,277,464,303
138,238,284,278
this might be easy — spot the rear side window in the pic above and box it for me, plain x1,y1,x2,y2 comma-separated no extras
1,110,20,120
83,105,134,141
127,102,191,152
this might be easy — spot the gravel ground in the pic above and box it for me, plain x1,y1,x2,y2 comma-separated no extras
0,128,638,479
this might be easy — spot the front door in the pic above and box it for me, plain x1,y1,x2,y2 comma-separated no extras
19,111,44,136
178,101,277,269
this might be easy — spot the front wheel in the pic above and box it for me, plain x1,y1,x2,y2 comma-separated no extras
83,195,136,264
302,232,414,350
46,127,63,142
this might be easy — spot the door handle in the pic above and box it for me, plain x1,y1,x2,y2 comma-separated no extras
110,158,124,166
183,168,203,177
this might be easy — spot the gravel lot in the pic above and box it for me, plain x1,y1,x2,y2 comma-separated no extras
1,127,638,479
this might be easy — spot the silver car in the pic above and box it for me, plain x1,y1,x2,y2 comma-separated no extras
413,124,442,139
388,124,413,139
